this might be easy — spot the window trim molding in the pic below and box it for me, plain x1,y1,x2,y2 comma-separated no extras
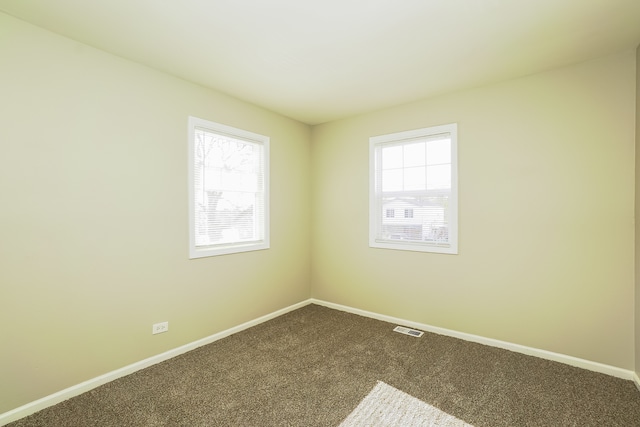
369,123,458,255
188,116,270,259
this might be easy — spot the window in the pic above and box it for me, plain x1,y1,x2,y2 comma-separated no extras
188,116,269,258
369,123,458,254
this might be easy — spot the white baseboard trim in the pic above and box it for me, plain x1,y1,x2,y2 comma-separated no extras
310,298,637,382
0,300,310,426
634,372,640,393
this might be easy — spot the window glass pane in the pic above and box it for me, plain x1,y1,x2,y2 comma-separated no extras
426,137,451,165
426,164,451,190
403,166,426,190
195,133,262,245
214,191,256,242
419,201,449,242
382,169,403,191
403,142,425,167
382,145,403,169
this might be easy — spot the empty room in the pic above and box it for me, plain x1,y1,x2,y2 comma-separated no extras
1,1,640,425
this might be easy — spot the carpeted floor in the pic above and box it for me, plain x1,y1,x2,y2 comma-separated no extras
7,304,640,426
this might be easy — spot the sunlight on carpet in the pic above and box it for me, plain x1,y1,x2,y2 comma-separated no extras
339,381,474,427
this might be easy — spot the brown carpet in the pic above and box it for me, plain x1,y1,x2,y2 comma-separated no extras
7,304,640,426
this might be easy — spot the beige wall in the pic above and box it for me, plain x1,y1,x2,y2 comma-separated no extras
635,44,640,381
311,50,636,370
0,13,311,413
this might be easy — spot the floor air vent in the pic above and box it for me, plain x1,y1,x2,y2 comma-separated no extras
393,326,424,337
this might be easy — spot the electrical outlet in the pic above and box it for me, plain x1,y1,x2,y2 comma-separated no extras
152,321,169,335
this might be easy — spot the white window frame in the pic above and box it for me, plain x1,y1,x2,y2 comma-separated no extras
188,116,270,259
369,123,458,254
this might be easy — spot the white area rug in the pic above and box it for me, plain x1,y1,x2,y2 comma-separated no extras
339,381,473,427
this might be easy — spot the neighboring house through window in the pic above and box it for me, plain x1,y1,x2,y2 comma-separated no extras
369,123,458,254
188,116,269,258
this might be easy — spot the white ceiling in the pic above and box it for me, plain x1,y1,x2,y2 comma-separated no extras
1,1,640,125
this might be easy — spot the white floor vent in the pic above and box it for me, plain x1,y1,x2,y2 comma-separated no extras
393,326,424,337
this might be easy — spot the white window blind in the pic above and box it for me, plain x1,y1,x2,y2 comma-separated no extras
369,123,458,254
188,117,269,258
